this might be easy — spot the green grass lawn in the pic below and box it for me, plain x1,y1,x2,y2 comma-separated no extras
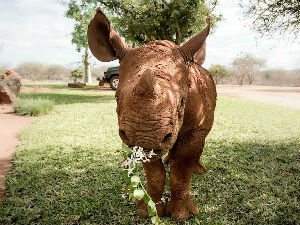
0,91,299,225
23,83,109,91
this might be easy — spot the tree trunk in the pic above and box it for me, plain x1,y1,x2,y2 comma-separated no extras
247,72,255,85
175,19,182,45
84,47,92,84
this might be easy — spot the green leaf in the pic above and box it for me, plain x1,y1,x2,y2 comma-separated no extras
151,215,160,224
129,193,135,201
147,200,157,216
130,175,140,185
129,183,138,189
122,142,132,155
148,200,156,208
133,189,145,200
143,193,151,203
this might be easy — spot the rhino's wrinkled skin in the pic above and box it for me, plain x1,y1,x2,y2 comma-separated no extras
88,8,216,220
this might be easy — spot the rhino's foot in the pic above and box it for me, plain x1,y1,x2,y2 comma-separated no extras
165,198,199,220
193,161,207,175
137,200,148,218
136,200,165,218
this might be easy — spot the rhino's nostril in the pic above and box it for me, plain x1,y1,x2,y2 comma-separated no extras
119,130,128,140
162,133,172,143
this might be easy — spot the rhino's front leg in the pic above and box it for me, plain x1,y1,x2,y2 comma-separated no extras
166,131,207,220
165,160,199,220
136,158,166,218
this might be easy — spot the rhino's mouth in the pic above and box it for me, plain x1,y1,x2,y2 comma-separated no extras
143,149,166,159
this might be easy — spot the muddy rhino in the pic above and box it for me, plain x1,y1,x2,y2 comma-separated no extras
88,8,216,220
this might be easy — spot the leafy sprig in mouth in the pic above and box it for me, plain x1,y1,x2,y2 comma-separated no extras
121,143,164,224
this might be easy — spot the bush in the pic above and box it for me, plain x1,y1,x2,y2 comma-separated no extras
15,62,71,81
70,69,84,83
13,98,54,116
15,62,45,80
209,64,230,85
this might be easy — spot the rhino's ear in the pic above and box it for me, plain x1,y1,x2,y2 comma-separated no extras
88,8,129,62
179,16,210,64
193,41,206,65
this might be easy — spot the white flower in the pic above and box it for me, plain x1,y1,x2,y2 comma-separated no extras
122,146,156,176
127,167,134,176
142,157,150,163
148,149,156,158
122,158,131,168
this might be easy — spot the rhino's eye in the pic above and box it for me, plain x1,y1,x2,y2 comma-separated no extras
180,98,184,106
115,94,119,101
177,98,184,113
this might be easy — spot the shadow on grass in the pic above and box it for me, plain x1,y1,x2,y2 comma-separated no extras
19,92,115,105
0,138,299,224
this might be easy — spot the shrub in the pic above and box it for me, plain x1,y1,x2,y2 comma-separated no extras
15,62,71,81
70,69,84,83
209,64,230,85
13,98,54,116
15,62,45,81
44,64,71,81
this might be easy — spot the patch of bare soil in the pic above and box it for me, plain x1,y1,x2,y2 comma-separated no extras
0,104,38,201
217,85,300,110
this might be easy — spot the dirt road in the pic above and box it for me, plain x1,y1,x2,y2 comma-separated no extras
0,105,37,200
217,85,300,110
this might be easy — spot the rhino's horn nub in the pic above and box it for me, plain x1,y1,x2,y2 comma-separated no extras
135,68,155,95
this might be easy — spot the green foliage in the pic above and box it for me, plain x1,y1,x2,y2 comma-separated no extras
126,174,158,218
13,98,54,116
239,0,300,37
63,0,97,83
63,0,98,52
121,144,161,224
99,0,222,45
231,53,265,85
209,64,229,85
0,91,299,224
70,68,84,82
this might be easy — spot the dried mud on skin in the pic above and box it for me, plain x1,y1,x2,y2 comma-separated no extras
88,8,216,220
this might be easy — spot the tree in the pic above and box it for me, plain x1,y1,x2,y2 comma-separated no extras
231,54,265,86
15,62,46,81
15,62,70,81
98,0,222,46
239,0,300,37
63,0,99,83
70,68,84,82
209,64,229,84
45,65,71,81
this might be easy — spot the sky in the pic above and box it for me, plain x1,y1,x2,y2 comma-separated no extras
0,0,299,70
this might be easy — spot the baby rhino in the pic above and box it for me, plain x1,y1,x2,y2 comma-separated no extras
88,8,216,220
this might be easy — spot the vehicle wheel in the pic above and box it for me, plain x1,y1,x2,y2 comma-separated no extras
109,76,119,90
